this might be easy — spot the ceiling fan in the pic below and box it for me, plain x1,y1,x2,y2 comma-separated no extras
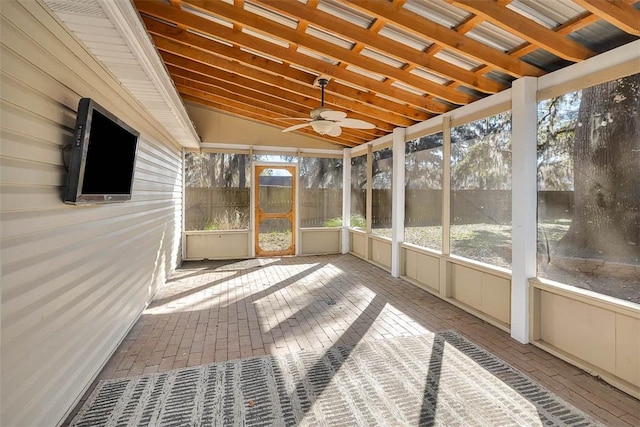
282,78,375,137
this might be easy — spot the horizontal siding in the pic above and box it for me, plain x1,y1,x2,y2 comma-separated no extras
1,2,184,426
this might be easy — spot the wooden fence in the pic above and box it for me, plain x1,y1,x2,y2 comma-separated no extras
185,187,250,231
185,187,343,230
186,187,574,230
300,189,342,227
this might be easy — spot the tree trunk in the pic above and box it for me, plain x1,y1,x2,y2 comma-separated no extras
560,74,640,261
239,155,246,188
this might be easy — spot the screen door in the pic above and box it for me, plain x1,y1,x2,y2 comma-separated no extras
255,165,296,256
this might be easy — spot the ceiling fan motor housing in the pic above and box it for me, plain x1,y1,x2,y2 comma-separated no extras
316,77,329,88
281,76,374,137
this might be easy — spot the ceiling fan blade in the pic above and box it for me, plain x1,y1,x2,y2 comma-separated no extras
282,122,312,132
336,117,376,130
326,123,342,137
319,110,347,120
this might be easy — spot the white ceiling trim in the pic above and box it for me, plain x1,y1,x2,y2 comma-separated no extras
44,0,201,149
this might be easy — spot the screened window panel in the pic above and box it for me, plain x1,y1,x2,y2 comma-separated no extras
537,73,640,304
404,133,443,251
184,152,251,231
371,147,393,237
299,157,343,227
450,112,512,268
350,155,367,229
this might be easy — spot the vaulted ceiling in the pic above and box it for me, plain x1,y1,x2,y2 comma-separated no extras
133,0,640,147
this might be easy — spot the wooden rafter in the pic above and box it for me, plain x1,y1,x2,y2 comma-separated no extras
448,0,596,61
170,0,475,105
182,90,362,146
132,0,635,148
172,69,380,137
136,1,449,113
573,0,640,36
156,38,412,131
174,81,380,143
453,12,603,91
252,0,505,93
143,18,426,124
336,0,546,77
256,0,506,94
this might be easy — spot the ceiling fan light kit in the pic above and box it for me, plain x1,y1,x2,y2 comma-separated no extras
282,78,374,137
310,120,336,135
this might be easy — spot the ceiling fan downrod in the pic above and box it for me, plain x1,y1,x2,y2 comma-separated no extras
317,78,329,107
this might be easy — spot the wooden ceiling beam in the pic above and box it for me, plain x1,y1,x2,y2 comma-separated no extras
448,0,595,61
135,3,449,114
173,72,316,121
465,12,602,84
143,19,424,124
180,92,362,147
162,57,395,133
177,80,303,121
507,12,600,60
171,71,387,140
572,0,640,36
256,0,506,94
143,25,423,126
425,11,601,101
175,0,475,105
337,0,545,78
174,78,381,141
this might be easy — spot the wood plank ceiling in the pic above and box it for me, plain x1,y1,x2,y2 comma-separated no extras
133,0,640,147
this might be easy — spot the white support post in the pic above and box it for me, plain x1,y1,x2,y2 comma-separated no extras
441,117,451,257
181,148,187,261
342,148,351,254
365,144,373,260
391,128,406,277
249,148,256,257
295,153,301,256
511,77,538,344
440,117,451,297
366,144,373,236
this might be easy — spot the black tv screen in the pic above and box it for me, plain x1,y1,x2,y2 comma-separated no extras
64,98,139,204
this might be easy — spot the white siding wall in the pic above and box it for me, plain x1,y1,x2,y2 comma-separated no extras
1,2,184,426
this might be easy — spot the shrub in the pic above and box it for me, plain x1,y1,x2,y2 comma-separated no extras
323,213,366,229
204,209,249,230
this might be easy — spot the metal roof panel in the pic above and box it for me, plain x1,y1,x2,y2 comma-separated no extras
296,47,339,65
244,1,298,29
317,0,374,29
403,0,471,28
360,48,406,68
306,25,355,50
410,67,451,85
466,21,526,52
434,50,482,70
182,4,233,28
570,21,639,52
345,64,386,82
520,49,571,72
508,0,586,28
242,28,290,48
391,81,427,96
379,24,432,51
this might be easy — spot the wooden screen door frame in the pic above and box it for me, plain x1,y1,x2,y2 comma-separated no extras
254,165,296,257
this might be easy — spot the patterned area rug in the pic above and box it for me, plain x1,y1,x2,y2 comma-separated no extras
70,330,602,426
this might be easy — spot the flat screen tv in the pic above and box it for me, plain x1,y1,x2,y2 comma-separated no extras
64,98,139,205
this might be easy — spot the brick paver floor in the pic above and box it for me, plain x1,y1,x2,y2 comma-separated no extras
82,254,639,426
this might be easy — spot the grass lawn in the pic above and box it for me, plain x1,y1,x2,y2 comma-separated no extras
372,220,638,304
374,223,513,269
